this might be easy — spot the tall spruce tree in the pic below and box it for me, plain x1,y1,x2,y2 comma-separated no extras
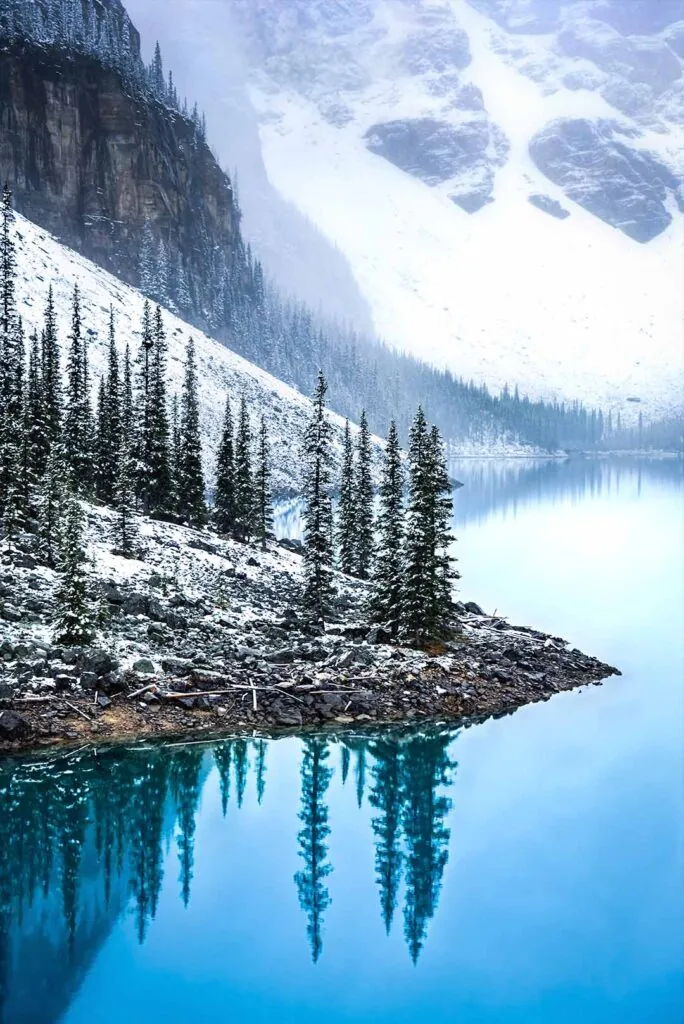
96,309,122,505
254,414,273,549
25,329,48,487
337,419,356,575
400,409,456,645
38,445,66,568
355,409,374,580
41,285,62,448
63,285,94,494
177,338,207,526
0,185,23,525
148,306,173,514
53,494,96,646
233,396,253,542
301,371,335,619
214,395,236,535
370,420,405,634
135,301,155,512
112,441,139,558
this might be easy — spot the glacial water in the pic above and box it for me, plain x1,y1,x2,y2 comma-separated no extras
1,456,682,1024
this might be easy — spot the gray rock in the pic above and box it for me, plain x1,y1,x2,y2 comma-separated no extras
54,674,78,691
164,610,188,631
529,118,682,242
452,83,485,111
123,592,149,616
0,710,31,740
79,649,118,677
364,116,507,190
528,193,570,219
132,658,156,675
592,0,682,36
367,625,392,644
1,604,22,622
465,601,485,615
557,18,681,95
146,598,166,622
80,672,98,689
96,693,112,708
272,705,303,728
12,643,34,660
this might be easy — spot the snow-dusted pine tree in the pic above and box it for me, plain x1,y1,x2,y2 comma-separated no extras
301,371,335,619
177,338,206,526
337,419,356,575
254,414,273,549
214,395,236,535
369,420,405,635
53,494,96,646
233,396,253,542
400,410,457,645
41,285,62,448
38,444,66,568
63,285,94,494
355,409,374,580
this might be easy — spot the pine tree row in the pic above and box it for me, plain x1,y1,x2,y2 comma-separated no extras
0,187,274,644
301,372,458,644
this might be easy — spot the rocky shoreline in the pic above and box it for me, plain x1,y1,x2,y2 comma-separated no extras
0,505,620,756
0,602,619,756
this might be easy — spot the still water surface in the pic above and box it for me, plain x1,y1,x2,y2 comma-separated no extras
1,457,682,1024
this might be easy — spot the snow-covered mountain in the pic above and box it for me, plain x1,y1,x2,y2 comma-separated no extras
136,0,683,421
12,213,367,495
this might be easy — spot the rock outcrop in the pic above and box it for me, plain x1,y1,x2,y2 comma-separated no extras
0,38,240,292
529,118,682,242
364,115,508,212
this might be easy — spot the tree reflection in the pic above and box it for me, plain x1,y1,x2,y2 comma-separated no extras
294,738,333,964
0,724,459,1012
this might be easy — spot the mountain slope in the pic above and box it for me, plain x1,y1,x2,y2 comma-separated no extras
202,0,684,420
12,212,362,495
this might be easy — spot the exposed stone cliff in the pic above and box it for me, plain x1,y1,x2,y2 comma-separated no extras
0,36,240,295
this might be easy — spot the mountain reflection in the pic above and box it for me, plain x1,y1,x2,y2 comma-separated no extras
0,728,458,1019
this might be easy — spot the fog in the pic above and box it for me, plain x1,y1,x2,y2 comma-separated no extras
125,0,374,333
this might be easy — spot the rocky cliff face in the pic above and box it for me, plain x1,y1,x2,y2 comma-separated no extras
0,37,240,293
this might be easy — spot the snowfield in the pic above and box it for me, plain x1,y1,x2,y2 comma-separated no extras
227,0,684,421
12,213,380,494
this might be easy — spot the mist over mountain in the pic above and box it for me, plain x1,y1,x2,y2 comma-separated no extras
129,0,683,421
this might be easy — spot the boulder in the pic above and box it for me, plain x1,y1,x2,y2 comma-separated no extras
0,710,31,740
79,649,118,677
132,658,156,676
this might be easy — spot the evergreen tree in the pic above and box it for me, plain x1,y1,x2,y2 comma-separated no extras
25,329,48,487
148,306,173,514
96,309,122,505
233,396,253,542
112,439,139,558
370,420,405,634
400,410,457,645
294,738,333,964
337,419,356,575
53,494,96,646
254,414,273,549
355,409,374,580
41,285,62,448
0,185,23,526
301,371,335,620
37,445,66,568
177,338,207,526
214,395,236,535
63,286,94,494
170,392,181,515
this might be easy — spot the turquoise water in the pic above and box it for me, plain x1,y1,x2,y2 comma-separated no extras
1,457,682,1024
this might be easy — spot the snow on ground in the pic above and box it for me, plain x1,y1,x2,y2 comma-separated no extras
13,213,379,494
240,0,683,421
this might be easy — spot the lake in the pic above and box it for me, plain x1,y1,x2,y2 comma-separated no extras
1,456,682,1024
